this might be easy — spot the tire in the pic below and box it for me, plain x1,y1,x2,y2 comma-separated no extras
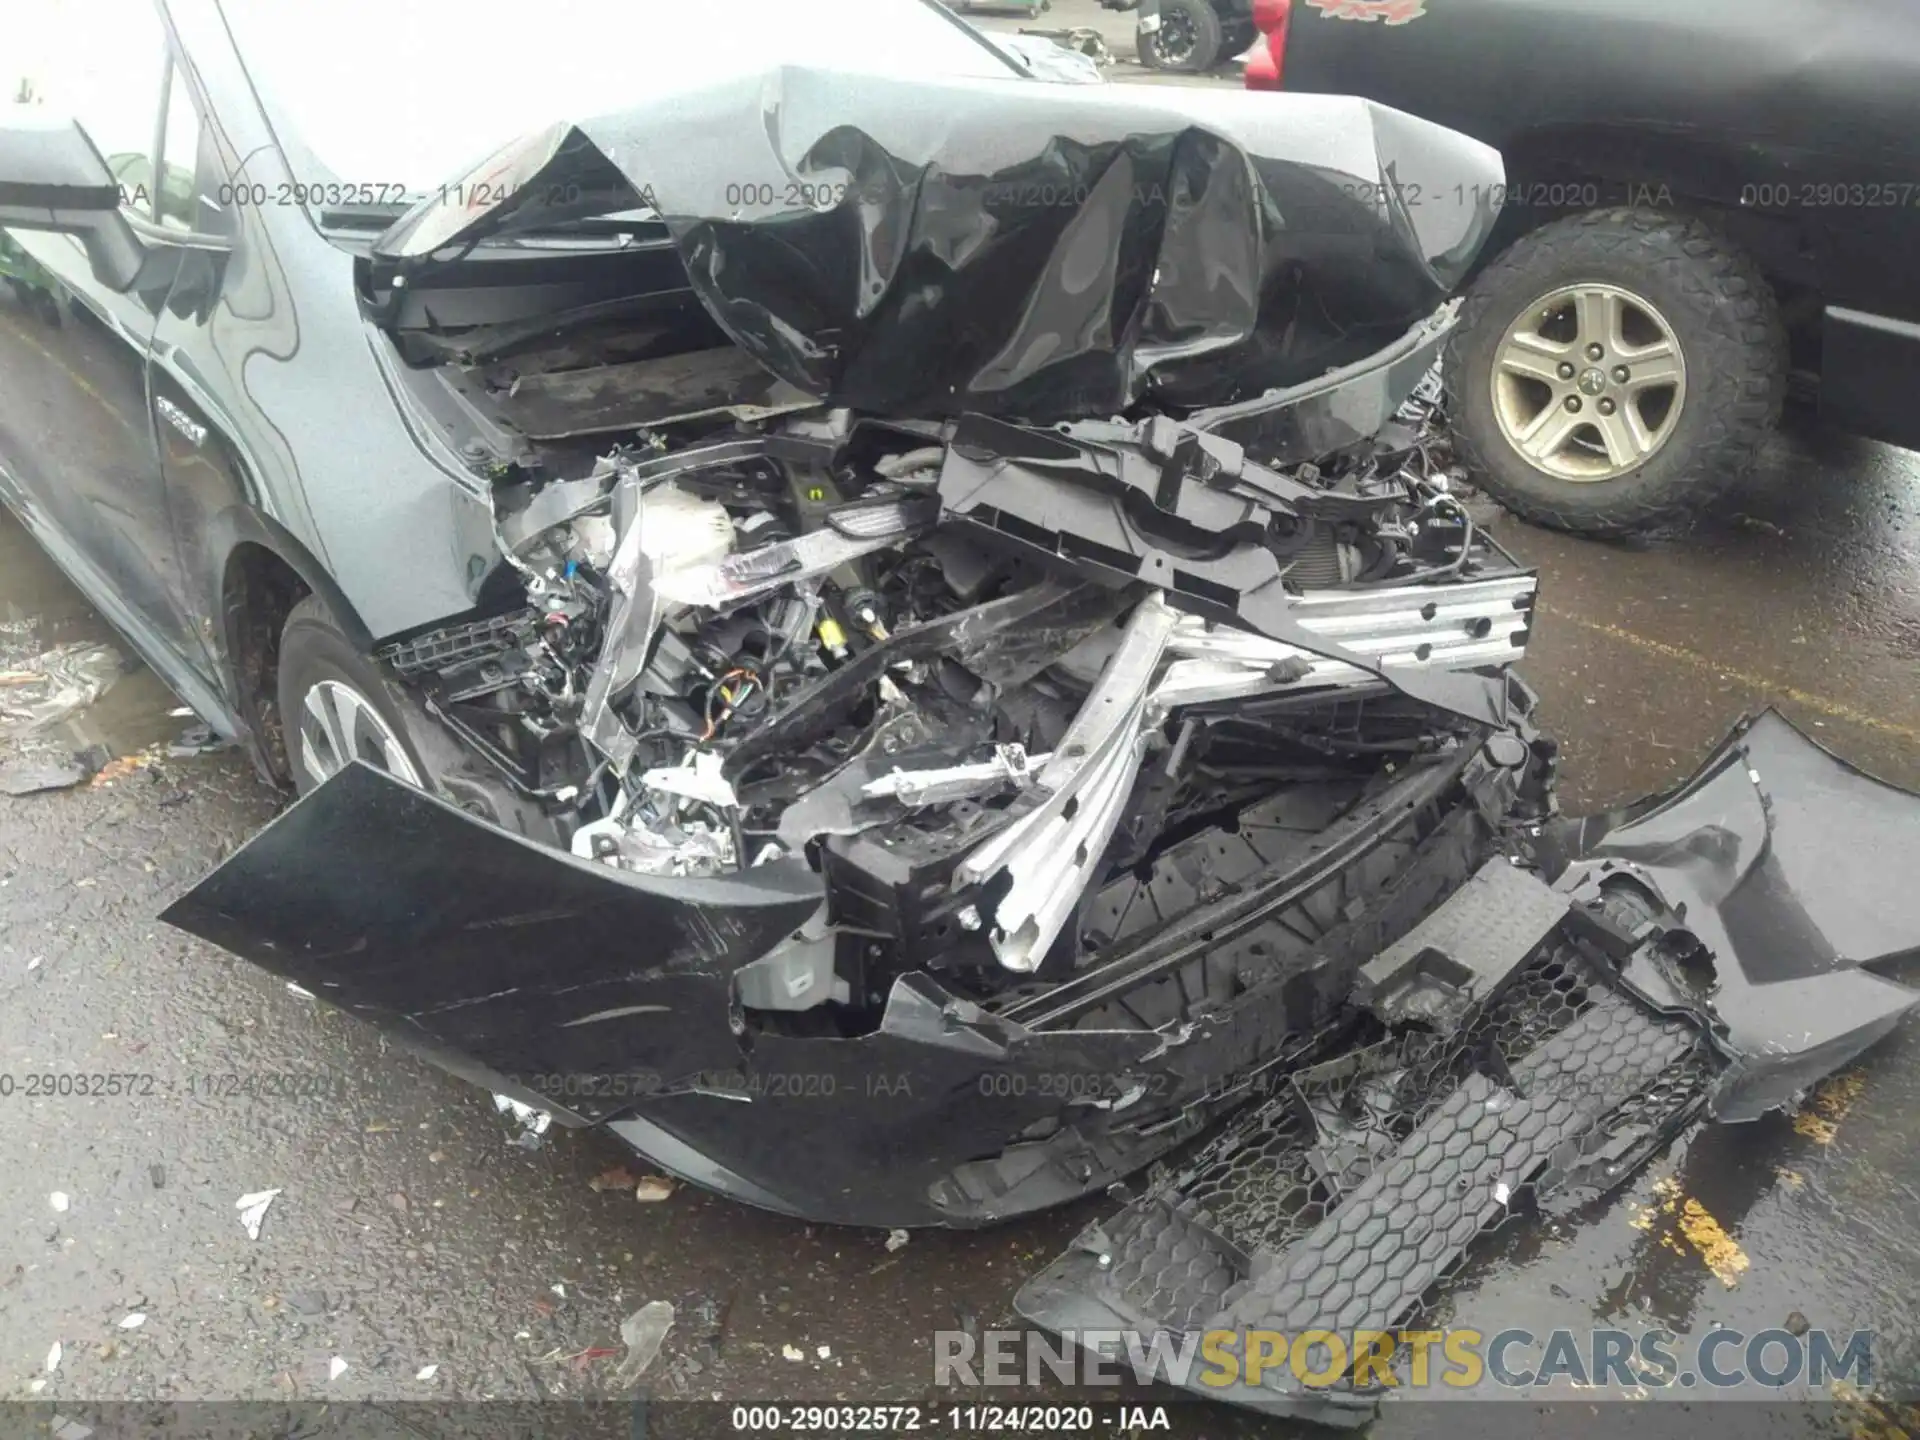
1138,0,1223,72
275,593,567,843
1447,208,1786,537
277,593,432,799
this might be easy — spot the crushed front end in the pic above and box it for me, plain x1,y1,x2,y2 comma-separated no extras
167,324,1558,1228
159,64,1920,1289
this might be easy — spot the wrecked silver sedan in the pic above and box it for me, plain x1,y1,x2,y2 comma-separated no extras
9,0,1913,1421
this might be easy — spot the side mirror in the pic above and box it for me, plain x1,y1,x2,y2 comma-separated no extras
0,112,144,291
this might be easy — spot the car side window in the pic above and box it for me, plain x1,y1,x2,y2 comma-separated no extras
154,62,208,231
12,1,172,218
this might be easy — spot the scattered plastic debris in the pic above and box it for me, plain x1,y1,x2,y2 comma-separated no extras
0,757,91,795
285,982,315,999
118,1314,146,1331
236,1188,281,1240
816,1344,831,1360
615,1301,674,1385
550,1283,567,1299
329,1356,348,1381
782,1344,805,1362
167,721,224,758
634,1175,676,1203
415,1364,439,1381
49,1192,69,1213
28,1380,46,1394
0,643,121,734
885,1229,909,1252
491,1093,552,1148
46,1341,62,1373
27,956,43,973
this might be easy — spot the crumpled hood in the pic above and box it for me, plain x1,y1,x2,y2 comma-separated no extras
373,64,1503,420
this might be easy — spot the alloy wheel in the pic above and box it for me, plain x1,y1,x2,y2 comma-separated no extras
296,679,421,789
1489,283,1687,481
1150,11,1198,65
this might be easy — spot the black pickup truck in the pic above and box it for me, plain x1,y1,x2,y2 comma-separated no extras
1249,0,1920,534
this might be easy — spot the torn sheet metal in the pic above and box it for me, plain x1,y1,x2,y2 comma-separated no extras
1548,708,1920,1120
372,69,1502,421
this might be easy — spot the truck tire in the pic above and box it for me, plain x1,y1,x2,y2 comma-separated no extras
1447,208,1785,536
1139,0,1223,72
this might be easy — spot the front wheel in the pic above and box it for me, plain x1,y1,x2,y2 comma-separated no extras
277,594,429,798
1447,208,1786,536
1138,0,1224,71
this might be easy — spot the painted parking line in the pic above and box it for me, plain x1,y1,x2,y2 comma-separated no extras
1537,604,1920,745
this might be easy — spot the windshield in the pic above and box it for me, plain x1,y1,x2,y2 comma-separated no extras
219,0,1024,205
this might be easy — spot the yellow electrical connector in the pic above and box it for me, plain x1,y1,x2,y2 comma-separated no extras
817,616,849,659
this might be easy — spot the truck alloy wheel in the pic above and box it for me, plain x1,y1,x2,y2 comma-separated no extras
1139,0,1223,71
1446,208,1786,536
1490,282,1687,481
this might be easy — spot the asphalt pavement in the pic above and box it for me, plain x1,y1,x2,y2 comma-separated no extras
4,19,1920,1434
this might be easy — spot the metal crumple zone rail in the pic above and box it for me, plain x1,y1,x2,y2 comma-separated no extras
958,574,1540,975
959,594,1181,973
1287,573,1537,668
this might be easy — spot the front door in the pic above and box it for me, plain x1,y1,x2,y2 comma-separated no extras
0,0,214,683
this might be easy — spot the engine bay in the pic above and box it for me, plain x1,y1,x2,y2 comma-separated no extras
377,344,1539,1026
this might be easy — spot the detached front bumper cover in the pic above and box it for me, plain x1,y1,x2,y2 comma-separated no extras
1015,709,1920,1423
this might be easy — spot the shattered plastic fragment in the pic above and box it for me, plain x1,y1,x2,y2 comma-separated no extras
492,1093,553,1148
329,1356,348,1381
616,1301,674,1384
416,1364,439,1381
782,1344,805,1362
49,1191,69,1212
235,1188,280,1240
117,1314,146,1330
634,1175,676,1203
46,1341,62,1373
885,1229,909,1253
